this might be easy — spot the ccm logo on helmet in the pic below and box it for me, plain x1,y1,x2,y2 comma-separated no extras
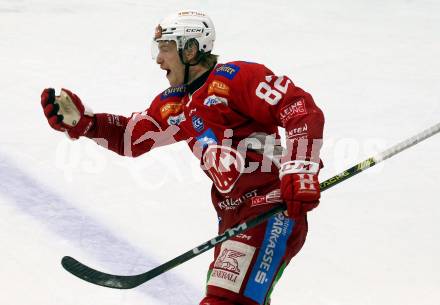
185,28,204,33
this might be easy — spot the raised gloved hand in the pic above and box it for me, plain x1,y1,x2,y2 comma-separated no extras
280,160,321,219
41,88,94,139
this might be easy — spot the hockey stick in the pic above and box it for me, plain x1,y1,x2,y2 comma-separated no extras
61,122,440,289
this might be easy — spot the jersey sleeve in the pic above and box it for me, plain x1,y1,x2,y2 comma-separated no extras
225,62,324,173
84,94,188,157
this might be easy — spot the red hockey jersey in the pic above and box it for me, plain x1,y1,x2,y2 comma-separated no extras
86,61,324,232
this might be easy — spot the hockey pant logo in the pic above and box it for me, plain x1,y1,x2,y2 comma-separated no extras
208,240,256,293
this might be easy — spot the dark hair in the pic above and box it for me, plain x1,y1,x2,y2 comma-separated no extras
200,53,218,69
184,38,218,69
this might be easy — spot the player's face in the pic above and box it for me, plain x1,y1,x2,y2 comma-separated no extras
155,41,185,86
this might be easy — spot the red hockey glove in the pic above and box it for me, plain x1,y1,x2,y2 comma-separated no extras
41,88,94,139
280,160,321,219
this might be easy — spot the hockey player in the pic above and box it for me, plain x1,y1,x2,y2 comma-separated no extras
41,10,324,305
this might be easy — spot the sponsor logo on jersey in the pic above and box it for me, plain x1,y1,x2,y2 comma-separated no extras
287,134,308,143
196,128,218,148
286,123,308,142
204,95,228,107
192,115,204,132
250,189,282,207
208,240,256,293
202,145,245,194
160,102,183,119
214,63,240,80
217,189,258,211
244,213,294,304
287,123,308,137
167,112,186,126
160,85,186,100
280,98,308,126
250,196,266,207
208,80,230,96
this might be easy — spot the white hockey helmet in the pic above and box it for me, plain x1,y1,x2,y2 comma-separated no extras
152,10,215,59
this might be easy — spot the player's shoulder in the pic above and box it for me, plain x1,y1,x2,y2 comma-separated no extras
212,60,269,79
210,61,273,87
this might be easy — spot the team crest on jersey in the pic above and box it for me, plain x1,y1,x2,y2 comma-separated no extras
204,95,228,107
202,145,245,193
160,85,186,100
192,115,204,132
160,102,183,119
208,80,230,96
214,63,240,80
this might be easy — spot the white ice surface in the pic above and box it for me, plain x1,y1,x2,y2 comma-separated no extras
0,1,439,305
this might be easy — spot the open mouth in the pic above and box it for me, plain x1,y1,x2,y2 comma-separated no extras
166,69,171,76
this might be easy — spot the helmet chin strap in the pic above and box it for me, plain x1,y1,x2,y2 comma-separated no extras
179,49,207,85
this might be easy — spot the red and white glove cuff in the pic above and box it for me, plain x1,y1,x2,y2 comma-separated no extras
279,160,319,179
64,115,94,140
